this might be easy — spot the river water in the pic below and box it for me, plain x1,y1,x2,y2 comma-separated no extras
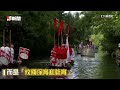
68,54,120,79
20,52,120,79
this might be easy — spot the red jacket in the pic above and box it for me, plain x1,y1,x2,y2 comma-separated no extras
51,49,56,57
60,49,64,59
63,48,67,59
50,47,58,64
57,48,61,59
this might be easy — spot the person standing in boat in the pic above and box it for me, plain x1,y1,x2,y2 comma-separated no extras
1,43,6,52
0,43,6,67
71,47,75,63
78,42,83,54
64,44,67,67
4,43,10,55
57,45,62,67
61,44,67,67
50,44,57,66
3,43,10,67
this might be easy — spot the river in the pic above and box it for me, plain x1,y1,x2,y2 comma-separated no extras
3,51,119,79
68,53,120,79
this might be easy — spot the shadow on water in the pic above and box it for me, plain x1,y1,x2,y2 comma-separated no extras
98,55,120,79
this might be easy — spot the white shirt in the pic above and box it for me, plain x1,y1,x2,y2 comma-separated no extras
0,46,5,52
71,48,75,60
10,48,14,55
4,46,10,55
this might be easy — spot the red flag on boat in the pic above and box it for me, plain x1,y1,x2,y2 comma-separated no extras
58,20,64,37
53,18,56,31
60,20,64,32
58,20,61,37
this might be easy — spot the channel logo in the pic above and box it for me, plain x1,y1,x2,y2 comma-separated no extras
7,16,21,21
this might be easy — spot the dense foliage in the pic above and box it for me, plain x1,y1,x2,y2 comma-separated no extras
0,11,120,60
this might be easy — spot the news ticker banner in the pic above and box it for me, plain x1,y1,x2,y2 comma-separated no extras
2,68,70,76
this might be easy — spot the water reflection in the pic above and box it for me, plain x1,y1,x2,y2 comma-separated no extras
68,53,120,79
98,55,120,79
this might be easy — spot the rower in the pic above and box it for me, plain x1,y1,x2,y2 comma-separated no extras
50,44,57,67
4,43,10,56
56,45,61,67
1,43,6,52
61,44,67,67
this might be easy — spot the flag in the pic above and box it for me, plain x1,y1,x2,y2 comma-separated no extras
58,20,64,37
67,23,70,34
60,20,64,32
66,34,71,63
53,18,56,31
58,20,62,37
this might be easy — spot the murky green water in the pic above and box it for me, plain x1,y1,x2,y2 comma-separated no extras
68,54,120,79
24,52,120,79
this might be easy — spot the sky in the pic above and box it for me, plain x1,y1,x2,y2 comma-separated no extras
64,11,84,18
64,11,82,14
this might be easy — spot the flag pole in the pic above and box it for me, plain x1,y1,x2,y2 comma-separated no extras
9,29,11,60
58,34,59,47
54,29,55,45
61,20,63,46
3,29,5,44
61,31,62,46
9,30,11,46
58,20,60,47
66,23,70,63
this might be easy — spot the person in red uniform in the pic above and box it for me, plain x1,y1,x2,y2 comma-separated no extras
60,44,64,67
50,44,58,66
62,44,67,67
55,45,61,67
